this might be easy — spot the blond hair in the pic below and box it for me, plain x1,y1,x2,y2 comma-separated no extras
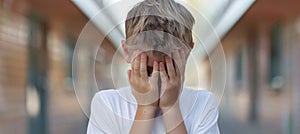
125,0,195,52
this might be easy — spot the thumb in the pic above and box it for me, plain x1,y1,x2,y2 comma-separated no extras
149,61,159,84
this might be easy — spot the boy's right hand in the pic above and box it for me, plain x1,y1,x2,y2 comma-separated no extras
127,51,160,110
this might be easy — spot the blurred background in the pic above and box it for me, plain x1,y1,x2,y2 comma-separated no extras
0,0,300,134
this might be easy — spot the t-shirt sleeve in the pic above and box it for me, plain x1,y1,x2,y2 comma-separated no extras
87,121,106,134
87,92,121,134
191,92,220,134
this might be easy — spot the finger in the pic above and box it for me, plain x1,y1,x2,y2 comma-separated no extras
180,49,187,70
130,50,138,63
174,61,181,79
159,62,169,82
131,50,138,72
150,61,159,83
153,61,159,72
165,56,175,78
148,62,160,105
133,53,141,77
159,62,168,95
140,53,148,80
172,50,182,76
180,49,186,62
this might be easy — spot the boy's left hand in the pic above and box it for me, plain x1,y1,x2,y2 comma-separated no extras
159,49,187,112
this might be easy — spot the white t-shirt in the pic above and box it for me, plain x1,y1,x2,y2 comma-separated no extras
87,87,220,134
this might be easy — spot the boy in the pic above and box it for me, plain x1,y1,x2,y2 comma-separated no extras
87,0,220,133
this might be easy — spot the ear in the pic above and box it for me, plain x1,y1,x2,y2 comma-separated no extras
122,40,131,63
185,42,194,58
191,42,194,49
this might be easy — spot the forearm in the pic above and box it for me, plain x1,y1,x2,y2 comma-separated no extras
161,104,187,134
130,106,156,134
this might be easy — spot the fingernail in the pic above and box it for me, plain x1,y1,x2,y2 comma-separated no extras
133,50,138,57
165,56,169,60
141,53,146,58
160,62,164,67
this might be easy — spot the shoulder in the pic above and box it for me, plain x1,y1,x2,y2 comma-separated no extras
182,88,217,105
90,89,118,108
182,88,220,133
93,86,131,100
91,87,132,107
89,89,126,134
94,89,119,99
181,88,218,114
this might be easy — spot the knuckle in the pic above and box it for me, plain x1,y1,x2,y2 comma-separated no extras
132,79,137,84
140,68,146,72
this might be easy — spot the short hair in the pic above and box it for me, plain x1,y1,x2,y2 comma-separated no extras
125,0,195,52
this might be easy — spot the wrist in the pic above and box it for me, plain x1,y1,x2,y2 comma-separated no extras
161,104,186,133
135,105,157,120
160,102,180,114
138,104,157,110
